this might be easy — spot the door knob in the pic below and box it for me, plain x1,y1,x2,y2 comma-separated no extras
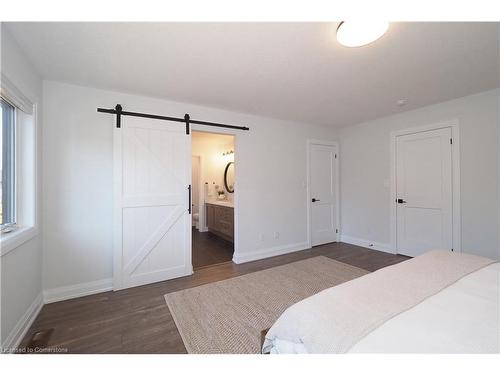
312,198,320,202
397,198,407,204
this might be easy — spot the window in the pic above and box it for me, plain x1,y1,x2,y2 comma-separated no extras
0,77,37,254
1,98,16,229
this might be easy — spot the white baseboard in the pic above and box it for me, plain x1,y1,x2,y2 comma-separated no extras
340,235,394,254
2,293,43,352
43,278,113,304
233,241,310,264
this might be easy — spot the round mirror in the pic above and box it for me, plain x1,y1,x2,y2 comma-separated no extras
224,162,235,193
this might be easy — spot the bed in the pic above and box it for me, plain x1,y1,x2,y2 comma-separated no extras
262,250,499,354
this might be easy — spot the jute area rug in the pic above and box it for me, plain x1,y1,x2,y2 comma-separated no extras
164,256,369,353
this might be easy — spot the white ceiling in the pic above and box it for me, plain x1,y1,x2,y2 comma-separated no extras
5,22,500,127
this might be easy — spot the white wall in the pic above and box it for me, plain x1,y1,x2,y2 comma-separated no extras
0,26,43,348
42,80,336,293
340,89,500,260
498,90,500,260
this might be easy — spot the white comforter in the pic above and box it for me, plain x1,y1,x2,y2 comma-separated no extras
265,262,500,354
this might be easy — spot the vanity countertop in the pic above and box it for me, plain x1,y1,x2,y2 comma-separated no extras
205,199,234,208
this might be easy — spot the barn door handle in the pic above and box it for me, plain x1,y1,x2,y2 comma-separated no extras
188,185,192,214
312,198,320,202
397,198,407,204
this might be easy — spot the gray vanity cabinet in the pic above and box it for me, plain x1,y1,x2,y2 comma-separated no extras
205,203,234,243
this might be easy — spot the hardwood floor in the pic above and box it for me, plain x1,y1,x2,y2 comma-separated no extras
19,243,408,354
192,228,234,269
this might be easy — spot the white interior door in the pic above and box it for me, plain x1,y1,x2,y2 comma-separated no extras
310,142,338,246
396,127,453,257
114,116,192,290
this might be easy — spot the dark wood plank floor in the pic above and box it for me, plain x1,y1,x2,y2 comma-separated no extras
19,243,408,354
192,228,234,269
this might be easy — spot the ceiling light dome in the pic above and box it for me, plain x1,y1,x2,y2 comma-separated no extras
336,21,389,47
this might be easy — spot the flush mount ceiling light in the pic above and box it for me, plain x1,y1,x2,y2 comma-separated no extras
336,21,389,47
397,98,409,107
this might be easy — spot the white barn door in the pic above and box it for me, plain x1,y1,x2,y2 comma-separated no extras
114,116,192,290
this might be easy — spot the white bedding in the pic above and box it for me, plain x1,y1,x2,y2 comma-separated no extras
350,263,500,353
265,261,499,354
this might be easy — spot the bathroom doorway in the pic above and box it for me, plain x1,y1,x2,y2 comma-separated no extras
191,131,235,269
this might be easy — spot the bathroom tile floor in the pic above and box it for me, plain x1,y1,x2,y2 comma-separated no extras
192,227,234,269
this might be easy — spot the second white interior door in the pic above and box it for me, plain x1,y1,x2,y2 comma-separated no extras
310,142,338,246
396,127,453,257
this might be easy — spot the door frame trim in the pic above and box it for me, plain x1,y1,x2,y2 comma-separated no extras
191,154,207,232
306,139,340,248
389,120,461,255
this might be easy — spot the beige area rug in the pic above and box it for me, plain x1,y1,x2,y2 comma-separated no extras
164,256,369,353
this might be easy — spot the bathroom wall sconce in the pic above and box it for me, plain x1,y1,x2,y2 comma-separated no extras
222,150,234,156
